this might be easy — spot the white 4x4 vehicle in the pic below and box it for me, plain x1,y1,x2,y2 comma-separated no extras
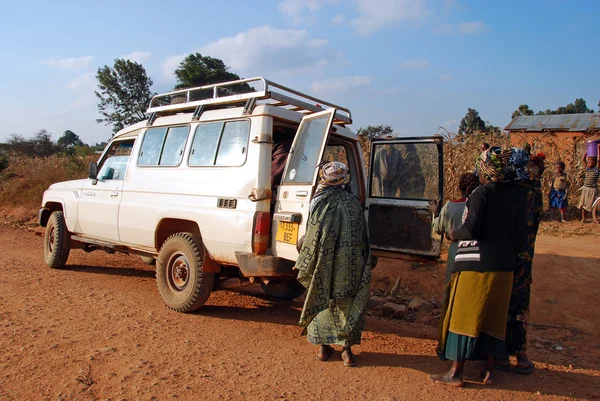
40,77,444,313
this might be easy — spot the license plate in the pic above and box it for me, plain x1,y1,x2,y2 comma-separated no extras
276,221,299,244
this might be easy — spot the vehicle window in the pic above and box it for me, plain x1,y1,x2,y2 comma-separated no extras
189,123,222,166
97,140,134,181
370,142,439,200
138,128,167,166
189,120,250,167
283,115,329,184
215,121,249,166
160,126,189,166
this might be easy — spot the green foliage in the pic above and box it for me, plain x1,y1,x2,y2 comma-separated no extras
96,59,155,134
511,104,535,119
356,125,394,140
174,53,254,94
0,153,8,172
6,130,61,157
458,108,487,135
57,130,84,149
537,98,594,115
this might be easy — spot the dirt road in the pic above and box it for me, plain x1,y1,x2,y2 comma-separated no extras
0,226,599,401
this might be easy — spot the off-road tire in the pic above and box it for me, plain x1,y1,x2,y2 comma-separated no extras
44,211,71,269
260,279,306,301
156,233,214,312
593,199,600,224
140,256,156,265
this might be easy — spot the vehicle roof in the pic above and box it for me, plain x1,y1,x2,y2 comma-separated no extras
112,104,358,142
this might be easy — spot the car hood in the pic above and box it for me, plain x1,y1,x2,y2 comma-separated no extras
48,178,87,190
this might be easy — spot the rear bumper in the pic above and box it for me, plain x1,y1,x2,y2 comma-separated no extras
234,252,296,278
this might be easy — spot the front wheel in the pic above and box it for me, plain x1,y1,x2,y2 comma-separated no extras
260,279,306,300
156,233,214,313
44,211,71,269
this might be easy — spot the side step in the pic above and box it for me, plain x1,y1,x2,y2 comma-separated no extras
70,236,156,258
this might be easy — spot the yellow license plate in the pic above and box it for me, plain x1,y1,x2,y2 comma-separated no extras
276,221,299,244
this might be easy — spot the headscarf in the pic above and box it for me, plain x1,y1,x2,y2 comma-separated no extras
476,147,510,182
311,161,350,214
319,161,349,187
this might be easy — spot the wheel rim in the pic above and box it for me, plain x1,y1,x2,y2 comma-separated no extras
166,252,190,292
48,226,55,253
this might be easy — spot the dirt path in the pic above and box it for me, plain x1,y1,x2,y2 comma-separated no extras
0,226,598,401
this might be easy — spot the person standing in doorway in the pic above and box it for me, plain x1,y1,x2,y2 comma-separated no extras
295,162,372,367
578,144,600,223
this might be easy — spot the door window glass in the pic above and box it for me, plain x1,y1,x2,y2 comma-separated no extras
97,140,135,181
283,115,330,184
370,142,439,200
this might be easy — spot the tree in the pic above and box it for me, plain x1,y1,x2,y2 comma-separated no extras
57,130,84,149
511,104,535,119
174,53,254,94
458,108,486,135
356,125,394,140
6,130,60,157
537,98,594,115
96,59,155,134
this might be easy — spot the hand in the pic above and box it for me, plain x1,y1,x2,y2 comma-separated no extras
428,200,440,216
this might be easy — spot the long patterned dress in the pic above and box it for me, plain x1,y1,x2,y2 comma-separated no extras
506,180,543,356
295,187,372,346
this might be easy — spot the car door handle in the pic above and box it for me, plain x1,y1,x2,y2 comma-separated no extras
296,191,308,197
110,192,119,197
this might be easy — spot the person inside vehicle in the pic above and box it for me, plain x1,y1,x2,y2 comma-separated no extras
372,139,402,197
271,129,294,202
295,162,372,367
399,143,426,199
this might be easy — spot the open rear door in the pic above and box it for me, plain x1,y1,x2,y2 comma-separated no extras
366,137,444,259
271,109,336,261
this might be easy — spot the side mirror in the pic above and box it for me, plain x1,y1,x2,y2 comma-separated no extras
89,162,98,180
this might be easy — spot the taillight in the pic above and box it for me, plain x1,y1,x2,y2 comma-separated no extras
253,212,271,254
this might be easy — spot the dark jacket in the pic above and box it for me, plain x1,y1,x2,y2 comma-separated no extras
452,181,527,273
271,138,293,192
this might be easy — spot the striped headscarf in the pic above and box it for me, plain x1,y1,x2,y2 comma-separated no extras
319,161,350,187
476,147,511,182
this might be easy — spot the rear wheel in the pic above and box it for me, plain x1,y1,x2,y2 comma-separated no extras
44,211,71,269
260,279,306,300
156,233,214,312
593,198,600,224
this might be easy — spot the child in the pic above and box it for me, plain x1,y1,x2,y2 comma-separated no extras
578,143,600,223
428,173,480,283
549,161,569,222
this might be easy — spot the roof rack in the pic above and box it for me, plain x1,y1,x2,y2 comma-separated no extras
147,77,352,125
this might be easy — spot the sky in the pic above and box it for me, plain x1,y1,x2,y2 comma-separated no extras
1,0,599,145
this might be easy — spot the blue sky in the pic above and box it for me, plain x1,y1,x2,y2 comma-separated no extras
1,0,598,145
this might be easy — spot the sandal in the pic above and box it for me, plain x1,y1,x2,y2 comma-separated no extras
515,361,535,375
429,372,464,388
341,348,356,367
316,345,333,362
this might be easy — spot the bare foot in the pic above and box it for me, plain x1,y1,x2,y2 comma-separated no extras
429,372,464,387
316,345,333,362
480,370,494,386
341,347,356,367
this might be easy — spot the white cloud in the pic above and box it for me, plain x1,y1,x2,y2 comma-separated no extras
278,0,339,25
435,21,489,34
67,72,97,108
332,14,346,25
43,56,94,70
400,58,429,69
160,26,333,83
311,76,370,94
351,0,429,36
440,74,453,81
121,51,152,64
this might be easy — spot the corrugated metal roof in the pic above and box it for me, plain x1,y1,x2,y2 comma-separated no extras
504,113,600,132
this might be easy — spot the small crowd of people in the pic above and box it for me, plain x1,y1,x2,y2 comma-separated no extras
288,140,600,387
